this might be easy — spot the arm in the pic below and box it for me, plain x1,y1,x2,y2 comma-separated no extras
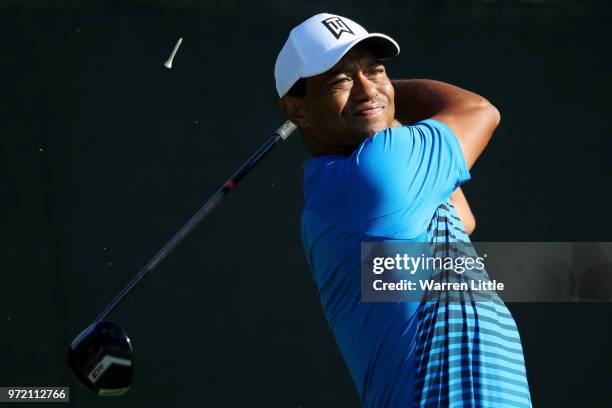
390,79,500,169
449,187,475,236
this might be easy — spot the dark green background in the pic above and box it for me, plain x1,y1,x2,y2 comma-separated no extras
2,0,611,406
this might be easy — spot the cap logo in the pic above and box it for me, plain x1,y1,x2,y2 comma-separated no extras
321,17,354,39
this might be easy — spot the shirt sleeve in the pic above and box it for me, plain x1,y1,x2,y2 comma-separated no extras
304,119,471,239
353,118,470,213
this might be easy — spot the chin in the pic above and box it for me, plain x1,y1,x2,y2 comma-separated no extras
353,121,389,138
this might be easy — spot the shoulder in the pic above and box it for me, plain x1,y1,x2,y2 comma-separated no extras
351,125,413,163
355,120,454,155
350,121,445,173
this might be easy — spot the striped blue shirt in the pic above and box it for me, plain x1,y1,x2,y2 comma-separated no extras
301,120,532,407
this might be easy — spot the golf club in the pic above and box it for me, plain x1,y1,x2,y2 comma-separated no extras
67,120,297,396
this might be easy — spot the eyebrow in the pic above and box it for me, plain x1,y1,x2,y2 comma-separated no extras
325,57,384,79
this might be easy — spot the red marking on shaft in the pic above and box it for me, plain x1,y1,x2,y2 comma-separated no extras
225,180,236,191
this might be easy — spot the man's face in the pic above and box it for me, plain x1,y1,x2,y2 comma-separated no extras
287,43,397,155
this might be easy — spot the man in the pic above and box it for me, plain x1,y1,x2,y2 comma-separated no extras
275,13,532,407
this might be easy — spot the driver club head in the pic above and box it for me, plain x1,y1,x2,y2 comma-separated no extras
66,320,134,396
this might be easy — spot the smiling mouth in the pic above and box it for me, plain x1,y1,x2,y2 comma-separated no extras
354,106,383,117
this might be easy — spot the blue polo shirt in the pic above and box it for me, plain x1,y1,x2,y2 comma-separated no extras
303,119,470,240
301,119,532,407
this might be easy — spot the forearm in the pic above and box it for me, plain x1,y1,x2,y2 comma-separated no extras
391,79,499,169
390,79,492,124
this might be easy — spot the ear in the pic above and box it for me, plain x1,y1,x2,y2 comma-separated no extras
279,96,310,128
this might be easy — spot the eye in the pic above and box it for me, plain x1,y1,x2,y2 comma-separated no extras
368,66,385,76
334,76,351,84
329,76,352,88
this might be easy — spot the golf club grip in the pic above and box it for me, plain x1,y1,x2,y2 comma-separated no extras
275,120,297,141
93,121,297,323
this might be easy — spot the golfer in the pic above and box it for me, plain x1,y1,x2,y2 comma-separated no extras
275,13,532,407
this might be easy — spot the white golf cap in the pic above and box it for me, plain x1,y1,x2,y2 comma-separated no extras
274,13,400,97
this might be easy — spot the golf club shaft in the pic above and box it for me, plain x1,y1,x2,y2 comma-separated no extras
93,120,297,323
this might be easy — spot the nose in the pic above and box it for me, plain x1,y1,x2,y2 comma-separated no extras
351,71,379,101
